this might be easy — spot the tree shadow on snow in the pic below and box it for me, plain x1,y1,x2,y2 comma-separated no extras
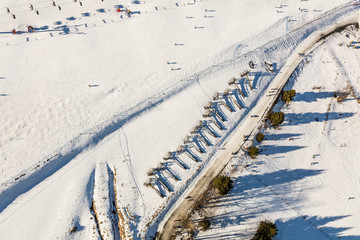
264,133,303,141
260,145,306,156
199,169,324,239
250,71,266,89
293,91,335,102
286,112,354,125
204,169,323,210
276,215,360,240
196,231,249,239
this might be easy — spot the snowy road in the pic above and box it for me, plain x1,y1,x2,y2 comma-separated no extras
157,12,360,240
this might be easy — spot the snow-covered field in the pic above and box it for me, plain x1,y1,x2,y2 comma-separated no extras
0,0,359,239
195,29,360,239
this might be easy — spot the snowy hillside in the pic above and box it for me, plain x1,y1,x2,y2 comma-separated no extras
194,27,360,240
0,0,358,239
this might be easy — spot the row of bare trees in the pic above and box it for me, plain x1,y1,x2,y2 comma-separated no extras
144,71,256,198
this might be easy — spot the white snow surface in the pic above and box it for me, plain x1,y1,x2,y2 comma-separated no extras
195,31,360,239
0,0,358,239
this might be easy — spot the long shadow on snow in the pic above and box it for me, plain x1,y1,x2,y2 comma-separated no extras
213,102,228,122
192,135,207,153
196,230,251,240
199,169,323,238
285,112,354,125
153,180,167,198
210,169,323,205
251,71,266,89
162,162,181,181
232,89,246,109
156,171,174,193
240,80,250,97
205,169,319,217
260,145,306,156
202,120,220,138
293,91,335,102
264,133,303,141
276,215,360,240
224,95,236,112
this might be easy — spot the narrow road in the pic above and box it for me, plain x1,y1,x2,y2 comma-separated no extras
157,12,359,240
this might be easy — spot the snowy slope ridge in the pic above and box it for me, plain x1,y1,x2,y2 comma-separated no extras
0,0,359,239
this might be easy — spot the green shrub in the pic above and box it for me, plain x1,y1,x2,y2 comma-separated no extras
199,218,211,231
249,147,259,158
252,221,278,240
212,175,232,195
256,132,264,143
282,89,296,102
289,89,296,98
269,112,284,126
282,91,290,102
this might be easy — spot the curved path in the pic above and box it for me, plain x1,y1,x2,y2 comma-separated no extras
157,10,360,240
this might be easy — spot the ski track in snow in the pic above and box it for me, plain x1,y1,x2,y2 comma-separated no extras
118,128,146,217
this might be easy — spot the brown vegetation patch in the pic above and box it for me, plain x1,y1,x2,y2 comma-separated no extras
113,167,132,240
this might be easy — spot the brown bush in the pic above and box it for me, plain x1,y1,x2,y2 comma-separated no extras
199,218,211,231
